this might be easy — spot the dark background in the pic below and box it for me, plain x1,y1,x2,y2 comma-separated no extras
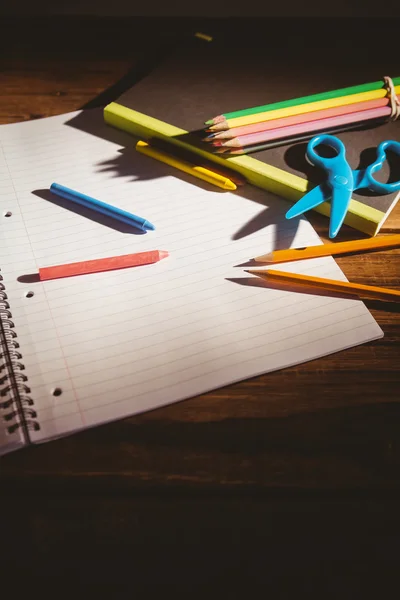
2,0,400,16
1,7,400,598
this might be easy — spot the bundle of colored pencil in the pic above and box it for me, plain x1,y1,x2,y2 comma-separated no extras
203,77,400,155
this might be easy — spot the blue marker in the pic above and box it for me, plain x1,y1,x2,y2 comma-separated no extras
50,183,155,232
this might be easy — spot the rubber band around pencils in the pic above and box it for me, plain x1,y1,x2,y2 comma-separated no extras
384,76,400,120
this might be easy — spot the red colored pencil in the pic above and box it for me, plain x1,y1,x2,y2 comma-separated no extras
39,250,169,281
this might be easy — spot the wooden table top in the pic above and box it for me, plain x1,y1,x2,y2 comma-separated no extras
1,16,399,592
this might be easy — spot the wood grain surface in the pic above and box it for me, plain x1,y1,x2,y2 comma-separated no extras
0,16,399,594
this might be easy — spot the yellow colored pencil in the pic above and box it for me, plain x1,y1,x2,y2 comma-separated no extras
207,85,400,131
246,269,400,302
254,234,400,264
136,140,237,190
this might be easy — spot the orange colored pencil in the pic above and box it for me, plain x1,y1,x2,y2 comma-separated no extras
246,269,400,302
254,235,400,264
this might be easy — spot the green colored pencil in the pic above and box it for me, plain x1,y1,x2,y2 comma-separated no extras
205,76,400,126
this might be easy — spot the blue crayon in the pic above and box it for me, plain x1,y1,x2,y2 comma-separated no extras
50,183,155,232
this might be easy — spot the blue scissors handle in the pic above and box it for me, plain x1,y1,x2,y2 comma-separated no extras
353,140,400,195
306,135,354,195
306,135,354,238
307,134,347,170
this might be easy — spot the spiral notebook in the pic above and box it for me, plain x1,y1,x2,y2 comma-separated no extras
0,109,383,456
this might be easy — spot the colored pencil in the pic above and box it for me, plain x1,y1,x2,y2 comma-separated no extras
213,104,393,149
39,250,169,281
204,97,393,141
207,85,400,132
205,76,400,126
136,140,237,190
214,117,385,155
253,235,400,264
246,269,400,302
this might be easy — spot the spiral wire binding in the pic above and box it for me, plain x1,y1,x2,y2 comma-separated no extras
0,269,39,439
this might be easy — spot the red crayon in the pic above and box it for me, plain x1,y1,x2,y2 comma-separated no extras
39,250,169,281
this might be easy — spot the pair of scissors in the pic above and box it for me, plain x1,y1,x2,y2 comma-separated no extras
285,134,400,238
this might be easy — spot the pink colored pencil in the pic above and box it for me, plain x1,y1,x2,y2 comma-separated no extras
39,250,169,280
206,97,391,141
213,104,393,148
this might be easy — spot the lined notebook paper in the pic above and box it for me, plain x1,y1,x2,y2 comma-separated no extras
0,109,383,452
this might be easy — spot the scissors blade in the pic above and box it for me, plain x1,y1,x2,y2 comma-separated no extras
329,188,352,238
286,184,329,220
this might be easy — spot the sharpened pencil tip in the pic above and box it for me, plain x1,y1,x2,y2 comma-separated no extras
158,250,169,260
207,122,229,132
143,220,155,231
212,115,226,124
246,269,266,276
254,252,274,263
204,120,213,126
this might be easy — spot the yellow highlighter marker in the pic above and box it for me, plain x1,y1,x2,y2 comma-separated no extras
136,140,237,191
